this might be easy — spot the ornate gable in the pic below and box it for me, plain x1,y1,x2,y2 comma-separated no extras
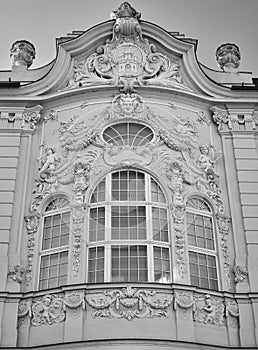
67,2,191,93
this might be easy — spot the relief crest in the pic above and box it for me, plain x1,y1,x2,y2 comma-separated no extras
68,3,189,93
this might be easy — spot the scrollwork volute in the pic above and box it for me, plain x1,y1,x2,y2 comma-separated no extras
22,105,43,131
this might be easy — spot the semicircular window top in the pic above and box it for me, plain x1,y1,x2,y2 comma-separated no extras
102,122,154,147
38,195,71,290
88,169,170,284
186,196,219,291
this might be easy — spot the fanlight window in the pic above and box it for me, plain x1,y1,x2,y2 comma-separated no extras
186,197,218,290
88,170,170,284
39,196,70,290
102,122,154,147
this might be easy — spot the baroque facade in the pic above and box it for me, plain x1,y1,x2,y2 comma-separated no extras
0,3,258,349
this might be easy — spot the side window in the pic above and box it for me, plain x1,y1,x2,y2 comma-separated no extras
186,197,219,290
38,196,70,290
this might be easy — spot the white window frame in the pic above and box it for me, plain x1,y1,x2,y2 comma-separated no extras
87,170,171,284
186,196,220,291
38,195,71,290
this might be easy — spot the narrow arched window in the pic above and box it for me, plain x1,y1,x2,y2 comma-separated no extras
186,197,219,290
88,170,170,284
39,196,70,290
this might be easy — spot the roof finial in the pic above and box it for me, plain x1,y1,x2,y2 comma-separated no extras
110,2,141,20
10,40,36,69
216,43,241,72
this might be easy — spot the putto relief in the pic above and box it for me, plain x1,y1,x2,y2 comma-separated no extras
67,2,190,93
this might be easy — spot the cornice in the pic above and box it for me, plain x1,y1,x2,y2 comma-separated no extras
0,84,258,106
0,21,256,100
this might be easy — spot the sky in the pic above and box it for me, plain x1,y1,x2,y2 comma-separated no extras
0,0,258,76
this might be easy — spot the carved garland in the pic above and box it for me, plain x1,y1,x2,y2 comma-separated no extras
216,214,232,290
171,205,186,278
86,285,173,321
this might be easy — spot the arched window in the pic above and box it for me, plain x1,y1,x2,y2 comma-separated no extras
102,122,154,147
39,196,70,290
88,170,170,284
186,197,219,290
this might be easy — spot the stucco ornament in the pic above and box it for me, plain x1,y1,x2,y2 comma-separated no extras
18,300,31,318
171,205,186,278
216,214,232,290
166,162,185,201
58,116,98,158
31,294,66,326
8,265,24,283
71,201,86,275
18,300,31,327
210,106,230,132
24,213,40,285
225,299,239,328
72,161,91,198
174,291,195,319
233,265,248,283
68,2,189,92
64,292,85,317
22,105,43,131
196,145,220,173
86,285,172,321
38,147,59,180
165,161,198,203
10,40,36,68
65,161,92,275
194,294,225,326
195,145,224,213
111,93,144,118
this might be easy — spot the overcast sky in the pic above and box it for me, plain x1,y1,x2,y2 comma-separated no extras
1,0,258,76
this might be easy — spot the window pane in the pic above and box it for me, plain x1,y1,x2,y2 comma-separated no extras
154,247,170,283
88,247,104,283
89,207,105,242
111,206,146,240
111,246,147,282
189,251,218,291
39,251,68,290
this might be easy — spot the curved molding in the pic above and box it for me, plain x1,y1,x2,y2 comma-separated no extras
4,20,256,99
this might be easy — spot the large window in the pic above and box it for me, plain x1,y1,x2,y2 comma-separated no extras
186,197,219,290
39,196,70,290
88,170,170,284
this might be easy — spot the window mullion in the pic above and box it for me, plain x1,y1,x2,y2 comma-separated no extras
105,245,111,282
147,244,154,282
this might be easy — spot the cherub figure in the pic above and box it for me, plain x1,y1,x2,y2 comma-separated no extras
197,145,220,173
39,147,58,179
203,294,216,324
